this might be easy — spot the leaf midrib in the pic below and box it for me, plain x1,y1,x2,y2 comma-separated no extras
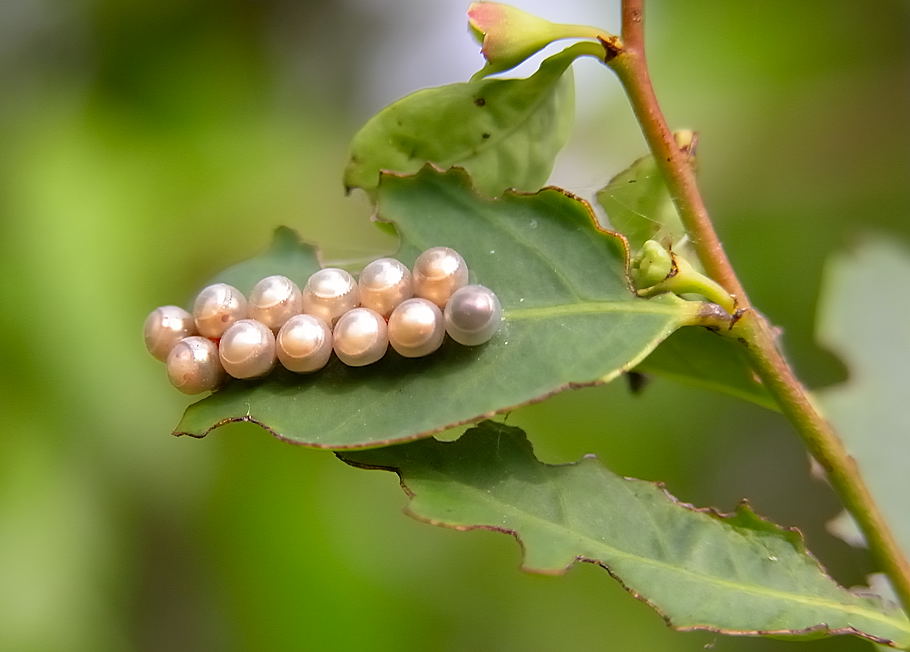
506,300,688,321
423,472,910,635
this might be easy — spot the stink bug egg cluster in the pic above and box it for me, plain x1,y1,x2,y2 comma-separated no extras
143,247,503,394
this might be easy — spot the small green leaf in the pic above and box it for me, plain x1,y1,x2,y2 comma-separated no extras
344,44,586,198
341,421,910,647
817,238,910,559
174,167,700,448
636,327,777,411
596,152,685,251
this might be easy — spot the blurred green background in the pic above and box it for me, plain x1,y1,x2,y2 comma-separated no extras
1,1,908,650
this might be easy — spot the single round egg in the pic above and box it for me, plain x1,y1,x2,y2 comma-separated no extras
358,257,413,318
412,246,469,308
144,305,197,361
443,284,502,346
193,283,248,338
333,307,388,367
302,268,360,325
219,319,277,379
248,275,302,331
388,298,445,358
276,314,333,373
166,336,226,394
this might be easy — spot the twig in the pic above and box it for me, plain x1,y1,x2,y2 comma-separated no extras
607,0,910,616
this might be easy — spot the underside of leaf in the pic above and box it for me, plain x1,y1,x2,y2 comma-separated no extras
596,152,686,251
818,238,910,560
341,421,910,647
635,327,777,411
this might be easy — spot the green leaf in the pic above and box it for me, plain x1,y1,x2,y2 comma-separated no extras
596,152,685,251
636,327,777,411
341,421,910,647
344,44,584,198
174,167,701,448
817,237,910,560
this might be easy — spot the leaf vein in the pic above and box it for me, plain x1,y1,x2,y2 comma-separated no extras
435,473,910,632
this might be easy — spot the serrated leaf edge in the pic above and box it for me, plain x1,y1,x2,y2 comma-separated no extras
339,425,910,646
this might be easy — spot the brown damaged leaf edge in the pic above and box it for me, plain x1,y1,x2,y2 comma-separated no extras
173,165,674,449
339,437,902,647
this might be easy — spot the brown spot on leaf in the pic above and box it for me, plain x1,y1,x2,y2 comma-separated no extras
474,97,486,107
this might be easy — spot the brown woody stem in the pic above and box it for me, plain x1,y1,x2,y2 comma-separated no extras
607,0,910,616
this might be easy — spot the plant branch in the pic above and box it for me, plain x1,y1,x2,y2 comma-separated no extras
734,312,910,614
608,0,910,616
610,0,748,308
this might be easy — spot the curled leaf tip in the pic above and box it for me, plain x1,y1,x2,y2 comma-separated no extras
468,2,557,73
467,2,610,76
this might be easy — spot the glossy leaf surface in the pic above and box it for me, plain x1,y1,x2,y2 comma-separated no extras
818,238,910,559
342,421,910,647
174,167,699,448
344,45,582,197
